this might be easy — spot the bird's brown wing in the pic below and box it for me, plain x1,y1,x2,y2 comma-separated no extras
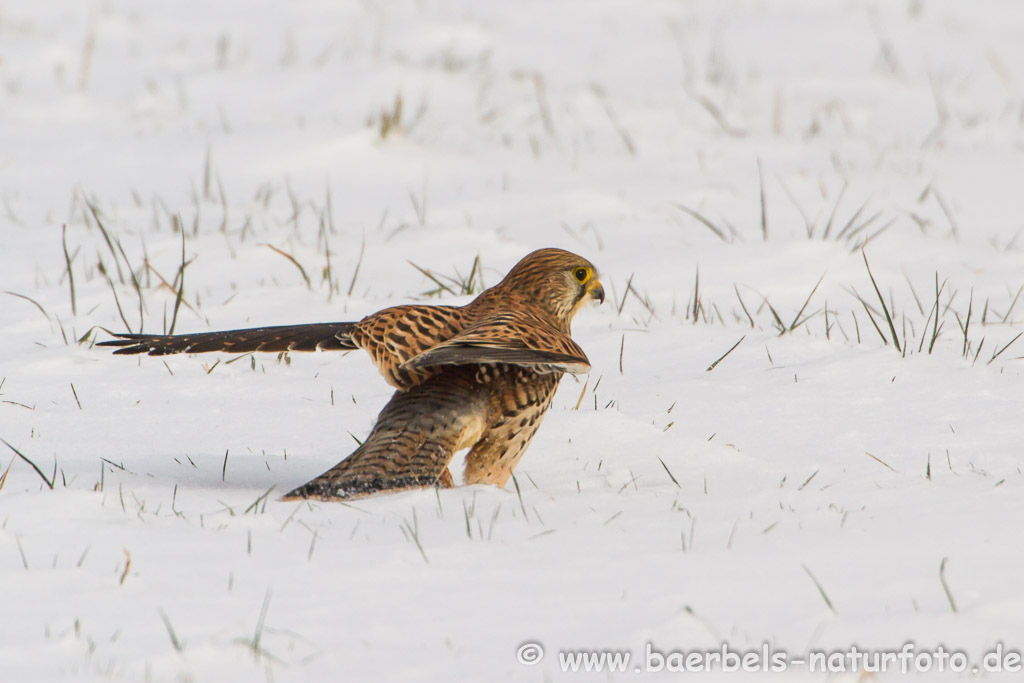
97,323,358,355
282,367,487,500
401,311,591,375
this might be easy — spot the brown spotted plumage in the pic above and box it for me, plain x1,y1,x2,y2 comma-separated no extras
99,248,604,500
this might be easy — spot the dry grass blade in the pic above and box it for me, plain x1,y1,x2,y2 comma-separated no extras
833,200,873,242
657,457,681,488
119,549,132,585
591,84,636,155
802,563,837,614
408,183,427,226
904,273,925,316
918,279,937,354
691,268,701,323
106,276,133,334
202,146,212,201
776,177,813,237
789,272,826,331
628,279,658,320
958,290,973,358
757,293,785,333
573,378,588,410
533,73,555,137
449,254,484,295
851,288,889,346
939,557,958,614
821,181,848,240
987,331,1023,365
862,251,901,352
706,335,745,372
408,260,456,296
379,94,403,139
864,451,896,472
511,472,529,523
250,588,273,656
244,486,275,514
618,334,625,374
1,437,54,489
734,285,754,328
158,609,185,652
62,225,77,316
617,273,634,315
114,236,146,329
169,230,187,334
348,236,366,297
840,208,881,242
850,216,895,252
260,243,311,289
798,469,819,491
691,93,746,137
0,454,14,491
320,216,335,298
757,158,768,241
5,291,49,320
1001,284,1022,323
464,255,481,294
972,337,986,366
932,187,959,240
85,198,125,284
927,273,946,354
673,203,729,243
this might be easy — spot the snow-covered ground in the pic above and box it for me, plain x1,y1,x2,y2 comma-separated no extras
2,0,1023,680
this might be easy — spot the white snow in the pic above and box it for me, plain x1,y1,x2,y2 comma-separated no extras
1,0,1023,681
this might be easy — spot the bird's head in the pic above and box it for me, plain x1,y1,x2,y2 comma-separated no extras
491,248,604,327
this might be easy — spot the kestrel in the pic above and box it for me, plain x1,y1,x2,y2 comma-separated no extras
100,248,604,500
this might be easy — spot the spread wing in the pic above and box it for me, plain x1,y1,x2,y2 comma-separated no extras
401,312,591,375
97,323,357,355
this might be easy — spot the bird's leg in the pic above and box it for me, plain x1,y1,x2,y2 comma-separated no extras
463,435,532,487
463,372,560,487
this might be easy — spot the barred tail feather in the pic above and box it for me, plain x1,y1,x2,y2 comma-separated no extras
282,368,486,500
97,323,357,355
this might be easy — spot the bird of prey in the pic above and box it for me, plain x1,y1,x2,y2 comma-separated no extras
99,248,604,500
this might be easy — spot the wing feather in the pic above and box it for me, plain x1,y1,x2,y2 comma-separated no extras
402,312,590,374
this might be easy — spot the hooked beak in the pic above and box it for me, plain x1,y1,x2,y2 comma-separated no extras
588,279,605,305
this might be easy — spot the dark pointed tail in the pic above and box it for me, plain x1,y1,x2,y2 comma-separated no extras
97,322,357,355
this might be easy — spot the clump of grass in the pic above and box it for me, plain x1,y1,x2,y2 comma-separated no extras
409,254,485,297
377,94,403,139
639,255,1022,369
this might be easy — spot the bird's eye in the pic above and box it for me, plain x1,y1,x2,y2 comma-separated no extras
573,267,590,283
